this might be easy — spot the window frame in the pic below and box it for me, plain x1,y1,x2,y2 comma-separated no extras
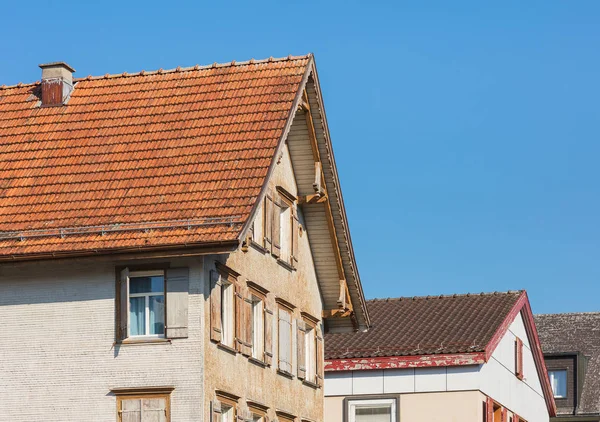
217,392,238,422
248,283,267,361
302,312,319,384
248,401,268,422
549,369,568,398
127,269,166,339
276,186,297,267
113,387,173,422
344,396,399,422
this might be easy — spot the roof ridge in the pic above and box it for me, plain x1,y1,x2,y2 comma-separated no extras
0,54,312,90
369,290,524,302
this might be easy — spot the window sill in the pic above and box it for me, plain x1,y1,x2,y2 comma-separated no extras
248,357,267,368
277,369,294,379
277,259,295,272
250,241,268,254
302,380,319,389
118,338,171,345
217,343,238,356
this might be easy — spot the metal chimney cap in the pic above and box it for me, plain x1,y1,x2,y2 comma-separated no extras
39,62,76,73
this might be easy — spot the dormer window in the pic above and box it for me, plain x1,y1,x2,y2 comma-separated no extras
549,369,567,398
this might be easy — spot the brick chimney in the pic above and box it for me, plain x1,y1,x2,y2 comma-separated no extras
39,62,75,106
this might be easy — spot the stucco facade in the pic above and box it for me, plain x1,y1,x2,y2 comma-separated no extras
203,142,325,421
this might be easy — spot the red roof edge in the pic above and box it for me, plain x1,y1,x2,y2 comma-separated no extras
483,291,557,417
325,352,486,372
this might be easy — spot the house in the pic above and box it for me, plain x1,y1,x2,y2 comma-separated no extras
535,313,600,422
0,55,369,421
324,291,557,422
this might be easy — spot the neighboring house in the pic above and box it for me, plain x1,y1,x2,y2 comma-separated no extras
324,291,557,422
535,313,600,422
0,55,370,421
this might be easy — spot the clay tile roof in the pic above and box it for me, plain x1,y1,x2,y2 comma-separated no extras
325,291,523,359
0,55,311,259
535,312,600,415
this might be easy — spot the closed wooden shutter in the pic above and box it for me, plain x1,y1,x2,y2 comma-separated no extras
117,267,130,341
485,398,494,422
515,337,524,379
165,267,189,339
291,207,299,267
271,192,281,258
211,400,222,422
501,408,508,422
278,308,292,373
297,320,306,380
264,307,274,365
264,193,273,252
210,270,222,343
235,283,244,353
241,286,253,356
316,332,324,387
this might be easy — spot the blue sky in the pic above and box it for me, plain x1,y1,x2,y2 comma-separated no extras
2,1,599,314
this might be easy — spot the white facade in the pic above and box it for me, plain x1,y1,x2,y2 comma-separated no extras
0,256,206,421
325,312,550,422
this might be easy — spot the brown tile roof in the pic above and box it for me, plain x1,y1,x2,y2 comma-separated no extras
325,291,523,359
0,55,310,259
535,312,600,415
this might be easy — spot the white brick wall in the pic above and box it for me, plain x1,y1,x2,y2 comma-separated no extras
0,257,205,422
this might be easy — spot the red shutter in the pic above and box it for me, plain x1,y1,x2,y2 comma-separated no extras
515,337,524,380
501,408,507,422
485,397,494,422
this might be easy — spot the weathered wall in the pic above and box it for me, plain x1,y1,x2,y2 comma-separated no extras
203,141,325,421
0,255,205,421
324,312,550,422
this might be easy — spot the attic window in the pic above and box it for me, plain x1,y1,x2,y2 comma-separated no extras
549,369,567,398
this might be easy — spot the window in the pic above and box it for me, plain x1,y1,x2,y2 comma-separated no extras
248,403,268,422
251,296,264,360
214,393,238,422
129,270,165,337
549,369,567,398
278,303,293,374
348,398,397,422
221,280,235,348
113,388,172,422
222,403,235,422
252,202,264,246
305,324,317,383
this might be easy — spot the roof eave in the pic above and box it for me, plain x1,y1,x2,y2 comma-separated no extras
325,351,486,371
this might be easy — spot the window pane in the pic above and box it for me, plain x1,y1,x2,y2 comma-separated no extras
355,405,392,422
129,296,146,336
222,405,234,422
550,370,567,398
142,398,167,422
252,300,264,359
221,283,234,346
121,399,142,422
149,295,165,335
130,275,164,294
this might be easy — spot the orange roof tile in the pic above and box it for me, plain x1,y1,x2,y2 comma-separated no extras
0,55,311,259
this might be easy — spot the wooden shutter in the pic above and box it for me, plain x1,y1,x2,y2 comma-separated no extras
165,267,189,339
210,270,222,343
264,307,274,365
513,414,520,422
316,331,324,387
515,337,524,379
297,320,306,380
264,193,273,252
117,267,129,341
211,400,222,422
485,398,494,422
291,207,299,267
278,308,292,373
240,286,253,356
235,283,244,353
501,408,508,422
271,192,281,258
